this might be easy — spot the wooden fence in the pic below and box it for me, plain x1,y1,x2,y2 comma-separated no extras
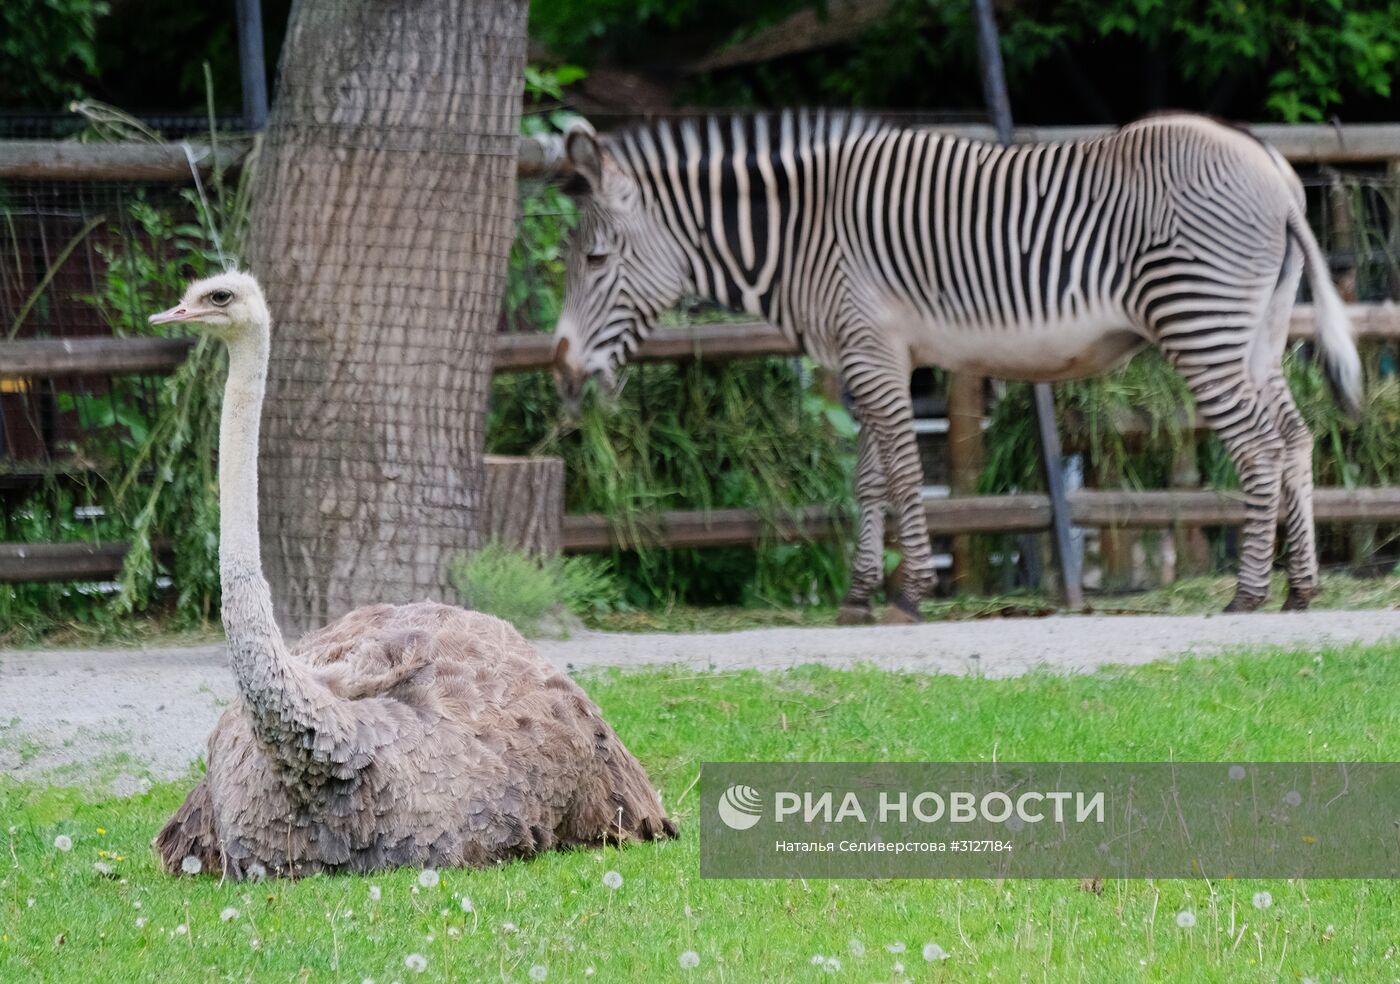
4,126,1400,585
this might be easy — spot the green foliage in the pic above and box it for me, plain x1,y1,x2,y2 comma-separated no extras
488,360,856,609
448,543,624,636
0,0,108,107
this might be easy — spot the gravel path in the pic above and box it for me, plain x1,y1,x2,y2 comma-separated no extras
2,608,1396,789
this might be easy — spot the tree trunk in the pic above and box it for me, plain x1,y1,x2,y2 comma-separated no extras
247,0,528,634
483,455,563,558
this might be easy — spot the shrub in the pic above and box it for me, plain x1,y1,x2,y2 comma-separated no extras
448,543,623,637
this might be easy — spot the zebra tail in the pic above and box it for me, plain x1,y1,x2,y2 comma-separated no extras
1288,206,1363,420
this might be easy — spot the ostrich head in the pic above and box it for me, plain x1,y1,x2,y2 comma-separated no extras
149,270,269,339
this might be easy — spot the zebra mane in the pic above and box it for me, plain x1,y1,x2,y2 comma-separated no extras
599,109,891,173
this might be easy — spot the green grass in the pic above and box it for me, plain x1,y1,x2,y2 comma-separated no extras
6,641,1400,981
585,572,1400,634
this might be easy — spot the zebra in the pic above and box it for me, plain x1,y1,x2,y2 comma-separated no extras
549,111,1362,623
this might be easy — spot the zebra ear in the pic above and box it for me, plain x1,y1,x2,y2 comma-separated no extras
564,122,604,192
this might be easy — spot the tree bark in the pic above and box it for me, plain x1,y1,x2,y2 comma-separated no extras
247,0,528,634
483,455,563,558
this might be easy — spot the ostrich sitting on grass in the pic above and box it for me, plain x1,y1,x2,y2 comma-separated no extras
151,271,675,879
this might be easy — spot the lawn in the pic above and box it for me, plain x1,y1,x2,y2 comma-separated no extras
4,640,1400,982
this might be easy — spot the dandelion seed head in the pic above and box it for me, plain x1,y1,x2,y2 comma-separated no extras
678,950,700,970
923,942,949,961
811,954,826,966
175,923,188,935
53,835,72,852
417,868,440,889
602,870,623,890
822,956,841,972
1283,790,1303,807
220,907,239,922
93,861,114,876
1228,765,1247,781
135,917,147,928
847,938,865,957
501,921,518,933
447,927,461,938
886,941,906,954
1176,911,1197,928
369,885,382,901
246,862,266,881
459,895,473,913
133,900,142,910
892,961,904,974
404,953,428,974
1253,891,1273,910
529,964,547,981
584,968,595,977
180,855,202,875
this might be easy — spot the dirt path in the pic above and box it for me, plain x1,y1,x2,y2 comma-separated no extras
3,608,1397,789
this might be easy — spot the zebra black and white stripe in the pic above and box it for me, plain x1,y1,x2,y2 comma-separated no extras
551,111,1361,619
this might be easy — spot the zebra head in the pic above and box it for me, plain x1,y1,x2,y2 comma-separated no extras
553,124,691,415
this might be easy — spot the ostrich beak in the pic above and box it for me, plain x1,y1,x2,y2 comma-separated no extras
149,304,215,326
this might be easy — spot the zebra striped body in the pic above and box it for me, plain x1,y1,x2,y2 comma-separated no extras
553,112,1361,618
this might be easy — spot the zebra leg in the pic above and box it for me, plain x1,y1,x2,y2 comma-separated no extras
1269,375,1319,610
838,421,886,625
1175,361,1287,612
841,347,932,624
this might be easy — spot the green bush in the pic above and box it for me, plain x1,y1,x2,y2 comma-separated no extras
448,543,624,637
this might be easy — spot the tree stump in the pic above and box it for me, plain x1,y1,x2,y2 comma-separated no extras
482,455,564,558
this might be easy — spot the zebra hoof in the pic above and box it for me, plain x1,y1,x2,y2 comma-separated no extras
1222,590,1266,614
881,594,922,625
1282,585,1318,611
836,603,875,626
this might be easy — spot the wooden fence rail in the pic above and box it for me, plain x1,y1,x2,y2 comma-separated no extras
7,487,1398,582
5,302,1400,379
6,123,1400,183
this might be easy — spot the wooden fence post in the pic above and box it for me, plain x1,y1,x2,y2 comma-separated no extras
482,455,564,558
948,372,986,593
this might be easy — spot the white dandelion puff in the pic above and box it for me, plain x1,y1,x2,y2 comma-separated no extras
246,862,267,882
404,953,428,974
847,938,865,957
1228,765,1247,781
417,868,440,889
459,895,473,913
175,923,188,936
180,855,202,875
892,961,904,975
135,917,147,928
53,835,72,852
529,965,547,982
1253,891,1273,910
362,979,375,984
678,950,700,970
26,898,35,908
584,968,595,977
602,870,623,890
1283,790,1303,807
133,900,142,910
501,921,518,933
1176,911,1197,928
369,885,382,901
93,861,114,877
424,934,435,943
822,956,841,973
447,927,461,938
885,941,906,954
220,907,240,922
811,954,826,966
923,942,949,962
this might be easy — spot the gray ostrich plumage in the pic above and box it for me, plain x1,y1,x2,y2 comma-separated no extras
150,271,675,879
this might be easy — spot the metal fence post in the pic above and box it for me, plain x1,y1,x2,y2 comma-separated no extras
970,0,1085,608
235,0,270,130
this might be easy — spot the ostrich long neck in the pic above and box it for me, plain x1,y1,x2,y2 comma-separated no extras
220,327,347,774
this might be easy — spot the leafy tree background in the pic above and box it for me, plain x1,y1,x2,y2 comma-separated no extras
4,1,1397,124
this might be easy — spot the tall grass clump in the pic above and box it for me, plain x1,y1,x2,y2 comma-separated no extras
488,359,856,609
448,543,623,636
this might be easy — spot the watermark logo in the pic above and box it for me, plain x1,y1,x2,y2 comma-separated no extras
717,783,763,830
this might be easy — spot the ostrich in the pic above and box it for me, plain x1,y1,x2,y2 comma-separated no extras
150,271,675,879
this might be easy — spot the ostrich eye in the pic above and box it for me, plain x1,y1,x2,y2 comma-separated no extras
209,289,234,306
586,252,609,269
